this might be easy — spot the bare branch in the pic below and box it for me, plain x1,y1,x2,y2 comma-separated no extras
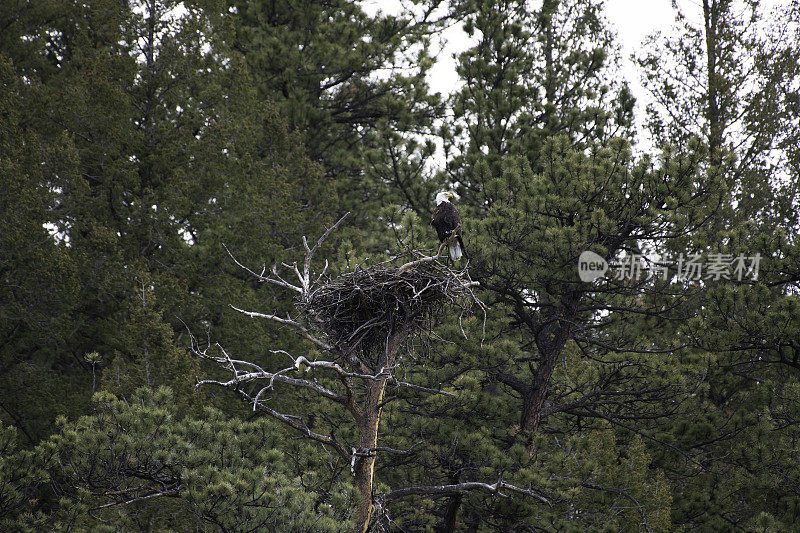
308,213,351,267
196,367,345,404
93,487,181,510
186,335,268,375
296,212,351,292
371,441,424,455
223,243,303,294
397,245,447,274
396,228,463,275
292,356,391,381
230,305,332,351
241,389,350,461
224,212,348,296
381,479,550,505
388,378,457,397
581,482,653,533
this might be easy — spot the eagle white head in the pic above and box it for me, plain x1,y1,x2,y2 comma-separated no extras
435,191,455,205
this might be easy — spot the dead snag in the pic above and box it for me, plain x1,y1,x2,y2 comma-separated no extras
194,215,483,533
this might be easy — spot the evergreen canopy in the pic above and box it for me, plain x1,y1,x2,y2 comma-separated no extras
1,0,799,531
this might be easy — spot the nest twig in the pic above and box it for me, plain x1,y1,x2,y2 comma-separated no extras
299,250,483,366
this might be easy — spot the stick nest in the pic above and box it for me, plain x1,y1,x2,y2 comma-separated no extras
298,252,481,364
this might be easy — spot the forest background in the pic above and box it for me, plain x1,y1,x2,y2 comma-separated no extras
1,0,800,531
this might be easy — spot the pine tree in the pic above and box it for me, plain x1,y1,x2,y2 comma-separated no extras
2,0,798,530
1,0,338,523
373,1,747,530
0,0,335,423
636,3,800,529
218,0,447,244
0,50,84,445
443,0,635,189
2,388,355,531
638,0,799,230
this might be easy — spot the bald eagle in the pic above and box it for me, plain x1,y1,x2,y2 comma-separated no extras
431,192,464,261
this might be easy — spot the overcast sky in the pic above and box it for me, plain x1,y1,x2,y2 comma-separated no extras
422,0,678,92
361,0,789,154
358,0,690,151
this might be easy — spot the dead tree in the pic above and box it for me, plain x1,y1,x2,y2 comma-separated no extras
193,214,546,532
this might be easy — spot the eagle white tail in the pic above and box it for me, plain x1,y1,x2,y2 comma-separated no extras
449,243,462,261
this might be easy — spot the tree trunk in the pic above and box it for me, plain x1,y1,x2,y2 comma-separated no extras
438,478,463,532
521,349,560,454
354,374,389,533
542,0,557,132
703,0,723,167
353,327,408,533
521,301,576,455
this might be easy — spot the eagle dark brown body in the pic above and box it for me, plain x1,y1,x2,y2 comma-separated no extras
431,198,465,261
